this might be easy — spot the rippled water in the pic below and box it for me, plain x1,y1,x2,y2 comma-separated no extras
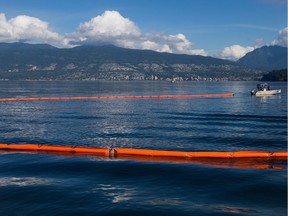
0,81,287,216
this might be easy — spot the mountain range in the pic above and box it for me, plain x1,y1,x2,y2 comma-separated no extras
237,45,287,70
0,42,286,81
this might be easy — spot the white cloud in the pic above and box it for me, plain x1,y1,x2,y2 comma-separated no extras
69,10,141,47
67,10,207,56
0,13,65,46
271,27,287,47
165,34,192,53
141,40,174,53
0,11,286,59
159,33,207,55
141,40,159,50
217,45,255,61
0,14,11,40
139,34,207,55
0,11,208,55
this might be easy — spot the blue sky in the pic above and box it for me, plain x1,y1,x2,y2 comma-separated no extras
0,0,287,60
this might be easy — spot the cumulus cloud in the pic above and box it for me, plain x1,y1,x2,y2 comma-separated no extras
163,33,207,55
141,40,171,52
271,27,287,47
0,13,65,46
217,45,255,61
0,11,286,59
68,10,141,47
0,14,11,40
66,10,207,55
0,10,208,55
139,33,207,55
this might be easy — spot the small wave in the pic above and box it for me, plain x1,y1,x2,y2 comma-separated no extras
0,177,51,187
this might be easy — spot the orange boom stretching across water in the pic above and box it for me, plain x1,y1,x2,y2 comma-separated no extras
0,143,286,159
0,144,286,169
0,93,234,102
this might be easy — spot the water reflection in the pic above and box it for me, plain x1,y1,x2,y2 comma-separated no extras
145,198,182,206
256,95,281,102
93,184,135,203
213,206,258,214
0,177,51,186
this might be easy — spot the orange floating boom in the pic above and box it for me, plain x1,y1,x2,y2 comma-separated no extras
0,144,110,156
0,93,234,102
0,144,286,159
114,148,288,159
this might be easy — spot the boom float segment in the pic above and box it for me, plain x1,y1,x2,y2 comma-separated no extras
114,148,288,159
0,144,110,156
0,93,234,102
0,144,286,159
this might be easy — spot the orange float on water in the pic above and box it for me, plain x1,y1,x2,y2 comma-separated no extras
113,148,288,159
0,144,286,169
0,93,234,102
0,143,286,159
0,144,110,156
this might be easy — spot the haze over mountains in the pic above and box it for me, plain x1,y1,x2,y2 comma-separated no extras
0,42,286,81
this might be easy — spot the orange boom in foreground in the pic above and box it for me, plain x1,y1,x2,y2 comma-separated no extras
0,143,286,159
0,143,286,170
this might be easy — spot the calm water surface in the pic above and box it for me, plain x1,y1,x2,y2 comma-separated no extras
0,81,287,216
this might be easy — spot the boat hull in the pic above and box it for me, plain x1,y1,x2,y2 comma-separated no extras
251,89,281,96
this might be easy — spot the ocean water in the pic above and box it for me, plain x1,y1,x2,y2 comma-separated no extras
0,81,286,216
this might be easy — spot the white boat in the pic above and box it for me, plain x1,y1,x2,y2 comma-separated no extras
251,83,281,96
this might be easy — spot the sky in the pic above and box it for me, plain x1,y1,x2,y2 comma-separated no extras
0,0,287,60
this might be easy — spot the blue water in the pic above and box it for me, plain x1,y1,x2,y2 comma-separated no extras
0,81,287,216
